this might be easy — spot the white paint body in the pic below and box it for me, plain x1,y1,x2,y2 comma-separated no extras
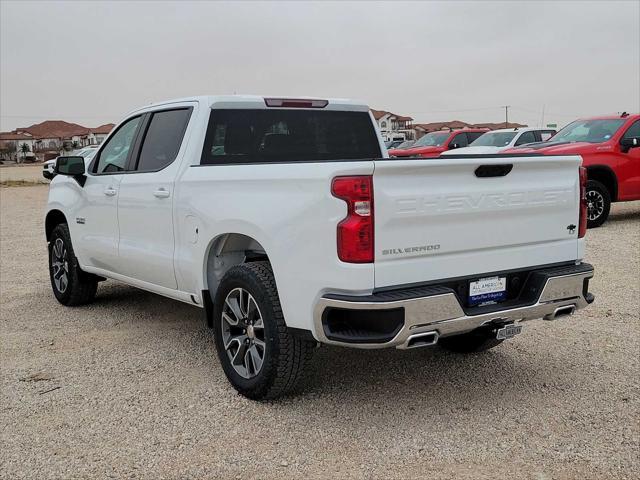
45,96,585,341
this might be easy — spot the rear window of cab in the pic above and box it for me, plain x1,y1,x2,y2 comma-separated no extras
200,109,381,164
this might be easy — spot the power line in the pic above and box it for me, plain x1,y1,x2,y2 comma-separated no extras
403,107,501,115
510,106,584,119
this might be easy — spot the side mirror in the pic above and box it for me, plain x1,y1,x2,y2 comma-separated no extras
55,156,86,185
56,156,85,175
449,143,460,149
620,137,640,152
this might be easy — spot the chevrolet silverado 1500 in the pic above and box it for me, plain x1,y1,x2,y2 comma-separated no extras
45,96,595,399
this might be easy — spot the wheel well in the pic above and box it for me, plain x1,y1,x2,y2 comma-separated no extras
587,166,617,201
204,233,268,303
45,210,67,241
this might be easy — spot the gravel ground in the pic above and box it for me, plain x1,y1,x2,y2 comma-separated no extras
0,165,47,184
1,185,639,479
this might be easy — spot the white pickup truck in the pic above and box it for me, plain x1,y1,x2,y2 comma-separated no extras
45,96,594,399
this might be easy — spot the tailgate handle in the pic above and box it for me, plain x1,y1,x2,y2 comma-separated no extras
475,164,513,178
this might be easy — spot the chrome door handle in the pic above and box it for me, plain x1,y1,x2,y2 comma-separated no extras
104,187,117,196
153,188,170,199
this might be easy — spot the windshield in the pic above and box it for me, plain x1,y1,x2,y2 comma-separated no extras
73,148,98,159
470,131,517,147
413,132,449,147
396,140,415,149
551,119,626,144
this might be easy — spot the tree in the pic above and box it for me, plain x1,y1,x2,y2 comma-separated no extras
0,142,16,161
20,143,31,161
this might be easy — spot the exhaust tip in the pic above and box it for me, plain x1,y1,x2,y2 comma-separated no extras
405,331,439,349
544,305,576,321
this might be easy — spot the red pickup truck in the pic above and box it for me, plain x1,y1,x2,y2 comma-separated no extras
388,128,488,158
504,113,640,227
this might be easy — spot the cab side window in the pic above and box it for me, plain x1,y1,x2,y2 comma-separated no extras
94,116,141,173
622,120,640,140
539,130,555,141
451,133,468,148
515,131,536,146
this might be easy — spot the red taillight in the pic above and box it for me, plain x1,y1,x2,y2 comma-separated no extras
331,176,374,263
579,166,587,238
264,98,328,108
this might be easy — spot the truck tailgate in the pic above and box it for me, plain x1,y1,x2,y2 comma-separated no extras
373,155,582,288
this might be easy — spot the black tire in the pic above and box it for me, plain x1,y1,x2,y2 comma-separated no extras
586,180,611,228
212,261,314,400
48,223,97,306
439,328,503,353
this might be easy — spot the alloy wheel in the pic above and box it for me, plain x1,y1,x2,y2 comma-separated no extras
221,287,266,379
51,238,69,293
586,189,605,221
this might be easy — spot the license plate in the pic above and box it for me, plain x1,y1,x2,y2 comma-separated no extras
496,324,523,340
468,276,507,306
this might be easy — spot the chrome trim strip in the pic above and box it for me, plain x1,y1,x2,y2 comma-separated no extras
313,269,593,349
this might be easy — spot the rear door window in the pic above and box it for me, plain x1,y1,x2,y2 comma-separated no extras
200,110,381,164
135,108,192,172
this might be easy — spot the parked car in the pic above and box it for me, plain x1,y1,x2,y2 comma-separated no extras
504,113,640,227
441,127,556,155
45,95,594,399
394,139,415,150
389,128,488,157
43,146,99,180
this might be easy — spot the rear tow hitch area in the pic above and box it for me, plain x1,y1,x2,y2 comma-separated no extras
495,323,523,340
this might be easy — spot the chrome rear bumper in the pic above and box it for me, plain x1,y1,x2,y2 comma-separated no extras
314,263,594,349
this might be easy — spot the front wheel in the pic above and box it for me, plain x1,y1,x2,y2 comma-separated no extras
48,223,97,306
585,180,611,228
212,261,314,400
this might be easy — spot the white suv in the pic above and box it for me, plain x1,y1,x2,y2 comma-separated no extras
442,127,556,155
42,146,99,180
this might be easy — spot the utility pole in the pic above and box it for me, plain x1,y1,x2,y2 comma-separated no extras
502,105,510,128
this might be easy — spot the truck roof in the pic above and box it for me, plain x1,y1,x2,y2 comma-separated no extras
486,127,554,134
128,95,370,115
571,113,639,121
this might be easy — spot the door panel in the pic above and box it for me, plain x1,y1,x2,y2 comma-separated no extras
117,172,177,288
73,115,143,271
116,107,193,289
74,174,123,271
617,120,640,199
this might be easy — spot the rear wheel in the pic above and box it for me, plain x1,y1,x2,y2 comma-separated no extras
48,223,97,306
212,261,314,400
439,328,503,353
585,180,611,228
